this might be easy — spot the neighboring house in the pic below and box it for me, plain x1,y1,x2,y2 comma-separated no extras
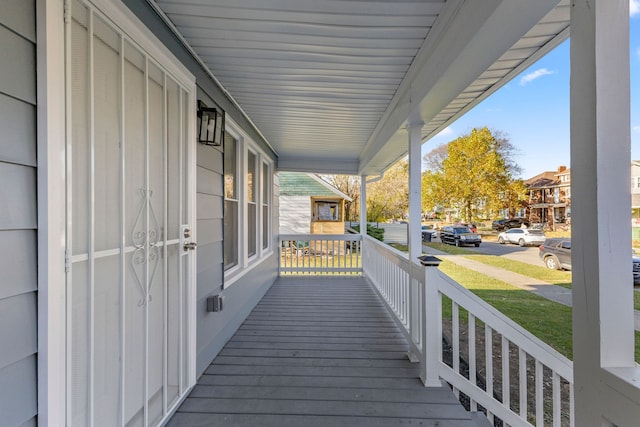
0,1,636,427
279,172,352,235
525,166,571,228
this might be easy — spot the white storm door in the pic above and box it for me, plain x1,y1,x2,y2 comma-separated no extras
66,2,195,426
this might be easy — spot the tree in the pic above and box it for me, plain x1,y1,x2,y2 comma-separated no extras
322,175,360,221
429,127,519,222
366,160,409,222
423,128,522,176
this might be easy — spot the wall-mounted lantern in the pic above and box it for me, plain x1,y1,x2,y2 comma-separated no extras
197,100,225,146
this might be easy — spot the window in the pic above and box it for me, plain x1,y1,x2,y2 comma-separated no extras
224,133,239,270
312,198,343,221
222,119,273,284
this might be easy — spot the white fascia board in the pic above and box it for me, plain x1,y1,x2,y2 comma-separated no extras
359,0,562,176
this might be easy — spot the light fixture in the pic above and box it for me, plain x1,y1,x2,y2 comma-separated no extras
197,101,225,146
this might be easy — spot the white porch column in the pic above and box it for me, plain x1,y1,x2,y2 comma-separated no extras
407,121,424,365
408,121,424,263
360,174,367,238
571,1,638,425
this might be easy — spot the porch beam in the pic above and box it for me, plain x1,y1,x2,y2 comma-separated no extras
570,0,636,425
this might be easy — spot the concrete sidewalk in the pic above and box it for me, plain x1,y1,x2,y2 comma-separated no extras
422,244,640,331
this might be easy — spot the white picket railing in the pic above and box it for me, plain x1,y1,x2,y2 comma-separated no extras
361,235,574,427
278,233,362,275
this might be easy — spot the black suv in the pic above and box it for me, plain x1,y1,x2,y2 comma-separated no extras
440,225,481,247
492,218,530,231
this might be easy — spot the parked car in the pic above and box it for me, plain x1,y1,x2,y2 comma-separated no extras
498,228,546,247
440,225,481,247
540,239,640,285
421,225,437,240
492,217,530,231
538,238,572,270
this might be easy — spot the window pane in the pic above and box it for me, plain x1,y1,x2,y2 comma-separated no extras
263,163,269,204
262,205,268,250
248,202,256,257
224,134,236,199
247,151,256,202
224,200,238,269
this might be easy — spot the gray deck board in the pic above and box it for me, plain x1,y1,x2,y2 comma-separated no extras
166,276,487,427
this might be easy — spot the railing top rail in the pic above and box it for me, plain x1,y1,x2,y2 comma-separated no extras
279,233,362,241
438,272,573,381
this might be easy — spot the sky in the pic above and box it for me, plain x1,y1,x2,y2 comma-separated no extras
422,1,640,179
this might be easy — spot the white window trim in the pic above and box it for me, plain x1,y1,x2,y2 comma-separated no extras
260,158,271,255
38,0,197,424
223,116,274,288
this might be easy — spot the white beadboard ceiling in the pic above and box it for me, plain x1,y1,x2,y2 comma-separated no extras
153,0,569,175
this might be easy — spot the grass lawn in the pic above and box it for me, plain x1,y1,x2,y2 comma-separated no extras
635,290,640,311
424,242,477,255
439,260,574,358
465,255,573,288
439,260,640,362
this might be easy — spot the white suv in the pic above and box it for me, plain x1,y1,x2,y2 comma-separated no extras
497,228,546,247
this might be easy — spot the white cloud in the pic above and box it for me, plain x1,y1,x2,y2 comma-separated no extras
633,125,640,133
519,68,555,86
631,0,640,17
436,126,453,137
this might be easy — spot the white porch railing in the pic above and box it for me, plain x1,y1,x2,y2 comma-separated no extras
278,234,362,275
362,235,574,427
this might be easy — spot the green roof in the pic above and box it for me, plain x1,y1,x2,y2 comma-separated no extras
279,172,348,198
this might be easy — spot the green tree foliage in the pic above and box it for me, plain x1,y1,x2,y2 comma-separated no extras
422,127,523,222
367,160,409,222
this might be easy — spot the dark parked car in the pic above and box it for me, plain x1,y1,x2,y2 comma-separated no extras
539,238,640,285
492,217,530,231
440,225,481,247
538,238,572,270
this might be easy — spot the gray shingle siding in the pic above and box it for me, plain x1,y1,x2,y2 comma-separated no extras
0,1,38,426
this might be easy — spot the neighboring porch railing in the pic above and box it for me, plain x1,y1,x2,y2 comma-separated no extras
278,234,362,275
361,235,574,427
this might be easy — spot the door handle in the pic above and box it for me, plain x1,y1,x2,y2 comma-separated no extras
183,242,197,252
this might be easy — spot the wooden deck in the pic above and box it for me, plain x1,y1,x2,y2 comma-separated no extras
167,276,490,427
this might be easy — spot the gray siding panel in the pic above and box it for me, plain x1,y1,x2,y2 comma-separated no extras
197,218,222,246
196,143,223,172
0,25,36,104
0,229,37,300
196,166,222,196
0,0,35,42
18,417,37,427
0,163,37,229
0,292,37,369
197,193,223,220
0,355,37,427
0,94,36,166
196,254,278,377
0,2,38,425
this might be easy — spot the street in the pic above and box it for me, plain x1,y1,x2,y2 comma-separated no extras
433,236,544,267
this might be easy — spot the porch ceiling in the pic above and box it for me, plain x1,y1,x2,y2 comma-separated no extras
153,0,569,175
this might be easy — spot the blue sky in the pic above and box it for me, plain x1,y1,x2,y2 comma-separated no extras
423,1,640,179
